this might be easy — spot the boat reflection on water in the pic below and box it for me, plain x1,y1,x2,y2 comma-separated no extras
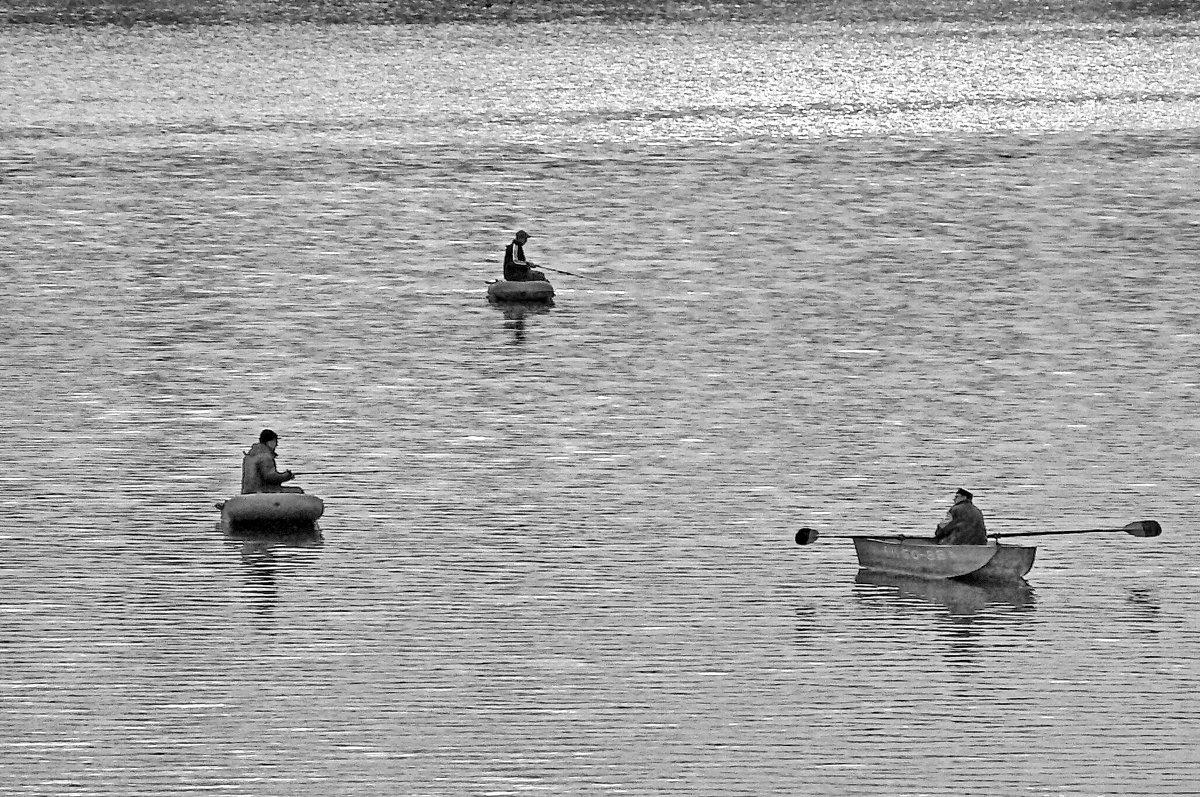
854,568,1036,617
222,524,324,551
494,300,553,345
220,516,325,562
220,524,324,615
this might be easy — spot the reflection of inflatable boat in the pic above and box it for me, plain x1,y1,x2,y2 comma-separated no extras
223,525,325,549
851,536,1036,582
215,493,324,533
487,279,554,303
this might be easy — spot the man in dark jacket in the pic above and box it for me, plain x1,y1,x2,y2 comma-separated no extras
503,230,546,282
241,429,301,494
933,488,987,545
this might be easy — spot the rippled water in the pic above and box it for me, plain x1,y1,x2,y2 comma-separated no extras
3,20,1200,796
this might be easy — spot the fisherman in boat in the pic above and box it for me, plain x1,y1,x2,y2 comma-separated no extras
241,429,302,494
503,230,546,282
933,488,987,545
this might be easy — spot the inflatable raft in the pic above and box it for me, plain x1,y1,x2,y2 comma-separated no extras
488,279,554,303
216,493,324,532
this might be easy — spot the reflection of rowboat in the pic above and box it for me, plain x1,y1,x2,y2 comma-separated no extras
855,568,1035,616
487,279,554,303
852,537,1036,582
215,493,324,533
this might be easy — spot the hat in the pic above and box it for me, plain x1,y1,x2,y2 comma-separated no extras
259,429,279,443
955,488,973,500
515,229,530,240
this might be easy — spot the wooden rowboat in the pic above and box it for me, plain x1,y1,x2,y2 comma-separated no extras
216,493,324,533
852,537,1035,582
488,279,554,303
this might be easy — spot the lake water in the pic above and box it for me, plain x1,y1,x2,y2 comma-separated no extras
3,17,1200,796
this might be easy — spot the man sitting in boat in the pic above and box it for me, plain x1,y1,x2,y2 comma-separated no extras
241,429,302,494
503,230,547,282
933,488,987,545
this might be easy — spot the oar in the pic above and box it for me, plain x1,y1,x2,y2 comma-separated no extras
988,520,1161,540
795,528,926,545
797,520,1162,546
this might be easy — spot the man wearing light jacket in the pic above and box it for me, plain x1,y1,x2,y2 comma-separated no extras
240,429,300,494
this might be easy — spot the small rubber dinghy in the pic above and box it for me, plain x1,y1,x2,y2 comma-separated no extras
216,493,325,534
488,279,554,303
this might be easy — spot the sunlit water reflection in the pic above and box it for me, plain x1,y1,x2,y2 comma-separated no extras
2,19,1199,796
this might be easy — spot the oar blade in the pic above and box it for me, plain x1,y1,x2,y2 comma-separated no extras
795,527,820,545
1124,520,1162,538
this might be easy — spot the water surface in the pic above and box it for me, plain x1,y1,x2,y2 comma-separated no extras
2,20,1199,796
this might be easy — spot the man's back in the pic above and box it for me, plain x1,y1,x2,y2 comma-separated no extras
936,500,988,545
241,443,274,494
504,240,529,281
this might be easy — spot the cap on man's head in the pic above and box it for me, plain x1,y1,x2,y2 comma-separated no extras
515,229,530,240
259,429,279,443
956,488,973,500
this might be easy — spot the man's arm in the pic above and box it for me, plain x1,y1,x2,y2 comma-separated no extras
258,459,293,486
933,509,957,540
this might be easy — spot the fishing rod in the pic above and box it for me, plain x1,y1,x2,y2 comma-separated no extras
527,262,607,282
485,260,608,283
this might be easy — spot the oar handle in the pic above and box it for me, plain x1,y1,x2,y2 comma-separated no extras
796,527,926,545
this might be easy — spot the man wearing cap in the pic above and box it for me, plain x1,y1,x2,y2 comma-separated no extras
503,230,546,282
933,488,987,545
241,429,301,494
